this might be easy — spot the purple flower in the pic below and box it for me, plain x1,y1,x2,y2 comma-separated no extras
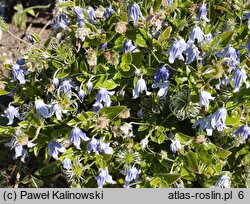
4,105,22,125
128,3,143,24
97,142,114,154
230,68,249,92
95,168,116,188
215,175,231,188
152,81,170,99
51,102,64,120
192,115,213,136
87,7,96,23
184,41,201,64
168,38,187,64
35,99,52,118
233,125,250,143
121,39,137,53
199,90,215,110
59,79,77,98
154,66,169,83
101,42,108,50
53,78,60,88
93,88,115,107
78,89,86,102
87,138,100,153
133,78,151,99
166,0,174,5
211,107,227,132
189,26,205,44
62,157,72,170
11,63,27,84
217,45,240,71
67,127,89,150
170,139,181,153
197,3,209,22
48,141,66,160
86,80,93,93
137,109,144,118
123,167,141,188
104,6,113,19
246,39,250,57
74,6,84,20
51,14,70,30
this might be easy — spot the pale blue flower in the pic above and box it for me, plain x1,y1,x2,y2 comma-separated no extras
128,3,143,24
211,107,227,132
192,115,213,136
168,38,187,64
35,99,52,118
51,102,64,120
87,7,95,23
4,105,21,125
93,88,115,107
87,138,100,153
53,78,60,88
246,39,250,57
199,90,215,110
233,125,250,143
166,0,174,5
101,42,108,50
216,45,240,71
137,110,144,118
74,6,84,20
215,175,231,188
51,14,70,30
48,141,66,160
121,39,137,53
67,127,89,150
86,80,93,93
123,166,141,188
133,78,151,99
170,139,181,153
230,68,249,92
11,63,26,84
78,89,86,102
59,79,77,98
97,142,114,154
184,41,201,64
189,26,205,44
95,168,116,188
197,3,209,22
93,103,104,113
152,81,170,99
154,66,169,83
104,6,113,19
62,157,72,170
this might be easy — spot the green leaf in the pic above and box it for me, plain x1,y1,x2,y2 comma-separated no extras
34,162,60,176
0,90,10,96
182,152,199,173
121,52,133,64
154,173,182,184
153,0,162,12
99,106,126,120
95,79,117,90
158,27,172,42
217,149,232,159
220,30,234,46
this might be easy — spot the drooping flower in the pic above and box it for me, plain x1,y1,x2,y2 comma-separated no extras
62,157,72,170
67,127,89,150
58,79,77,98
86,80,93,93
211,107,227,133
95,168,116,188
230,68,249,92
87,138,100,153
97,142,114,154
104,6,113,19
189,26,205,44
93,88,115,107
137,109,144,118
197,3,210,22
233,125,250,143
192,115,213,136
123,166,141,188
53,77,60,88
35,99,52,118
168,38,187,64
216,45,240,71
166,0,174,5
170,139,182,153
133,78,151,99
184,41,201,64
87,7,96,23
4,105,22,125
74,6,84,20
48,141,66,160
51,102,65,120
51,14,70,30
78,89,86,102
152,81,170,99
215,175,231,188
121,39,137,53
11,60,27,84
199,90,215,110
128,3,143,24
154,66,169,83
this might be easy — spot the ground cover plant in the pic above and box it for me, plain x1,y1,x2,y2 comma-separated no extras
0,0,249,188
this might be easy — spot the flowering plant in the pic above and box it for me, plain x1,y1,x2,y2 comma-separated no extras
0,0,249,188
